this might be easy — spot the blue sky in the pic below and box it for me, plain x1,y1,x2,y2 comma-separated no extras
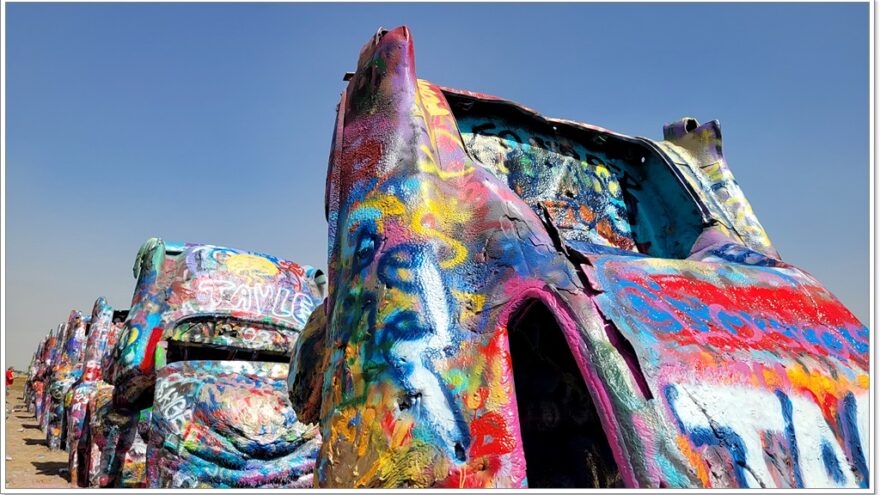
5,3,869,369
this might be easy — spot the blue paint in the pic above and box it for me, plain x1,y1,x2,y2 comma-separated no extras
351,225,381,274
840,393,868,487
820,440,845,484
383,310,429,342
689,426,750,487
820,331,844,353
665,384,752,487
717,310,744,335
708,243,780,267
779,324,799,340
838,327,869,354
564,239,648,257
378,244,424,293
775,390,803,488
801,328,820,346
665,297,711,333
617,280,682,334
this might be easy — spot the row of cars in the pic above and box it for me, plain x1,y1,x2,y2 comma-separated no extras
24,239,326,488
20,26,871,488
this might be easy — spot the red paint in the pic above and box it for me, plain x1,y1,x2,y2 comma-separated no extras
139,327,164,373
469,411,516,458
618,271,867,368
653,275,859,329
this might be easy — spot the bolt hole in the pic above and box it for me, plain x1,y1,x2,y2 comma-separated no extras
454,442,467,462
397,392,420,412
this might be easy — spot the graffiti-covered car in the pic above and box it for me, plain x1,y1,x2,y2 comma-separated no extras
288,26,869,489
24,334,50,414
65,297,125,486
89,239,187,487
35,324,63,428
96,238,324,488
45,310,89,450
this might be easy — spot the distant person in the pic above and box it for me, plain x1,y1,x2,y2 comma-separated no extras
5,367,13,398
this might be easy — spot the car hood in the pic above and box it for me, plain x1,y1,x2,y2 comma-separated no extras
582,253,868,488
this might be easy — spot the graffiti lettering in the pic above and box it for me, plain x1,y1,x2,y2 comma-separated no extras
189,279,315,327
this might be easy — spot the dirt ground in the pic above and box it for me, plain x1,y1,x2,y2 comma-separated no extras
4,373,70,489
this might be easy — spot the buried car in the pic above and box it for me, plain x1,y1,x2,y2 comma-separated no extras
24,334,50,414
288,27,869,489
45,310,89,450
65,297,125,486
34,323,63,429
97,238,325,488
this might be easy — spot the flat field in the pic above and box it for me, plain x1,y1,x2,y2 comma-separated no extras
4,374,70,489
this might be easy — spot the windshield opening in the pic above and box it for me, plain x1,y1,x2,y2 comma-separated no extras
445,91,705,259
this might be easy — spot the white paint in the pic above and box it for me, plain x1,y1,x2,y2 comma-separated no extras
386,257,464,452
154,377,192,432
669,383,862,488
186,279,314,327
855,392,870,467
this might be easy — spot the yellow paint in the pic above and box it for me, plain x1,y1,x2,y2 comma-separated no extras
762,367,782,389
357,407,377,458
607,180,620,197
701,162,725,184
784,364,866,404
361,194,406,234
411,182,470,269
414,79,475,180
452,289,486,314
380,287,418,316
417,79,450,117
395,267,415,286
330,408,358,445
355,460,382,488
226,253,279,279
417,146,474,179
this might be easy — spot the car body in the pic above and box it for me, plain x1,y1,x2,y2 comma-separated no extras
34,324,62,428
45,310,89,450
96,238,324,488
24,335,50,414
80,310,127,487
65,297,124,486
288,26,869,489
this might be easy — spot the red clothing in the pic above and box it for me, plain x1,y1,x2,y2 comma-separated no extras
5,370,13,386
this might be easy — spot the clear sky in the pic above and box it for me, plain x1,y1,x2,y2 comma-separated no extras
4,3,869,369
